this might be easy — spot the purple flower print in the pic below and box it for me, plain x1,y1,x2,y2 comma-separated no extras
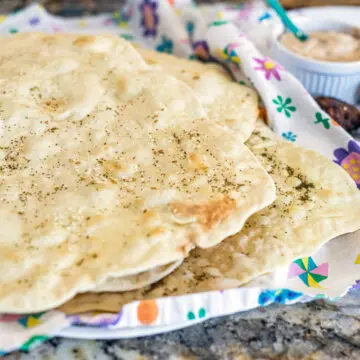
70,310,123,327
29,17,40,26
139,0,159,38
349,279,360,292
334,140,360,189
192,40,212,61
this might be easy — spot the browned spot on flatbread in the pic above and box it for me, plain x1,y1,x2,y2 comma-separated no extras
143,209,158,222
188,153,208,173
170,196,236,230
146,226,167,238
41,35,57,46
117,77,127,95
258,107,268,124
72,35,96,47
146,58,158,65
176,232,196,255
86,215,103,227
42,99,67,113
102,160,123,173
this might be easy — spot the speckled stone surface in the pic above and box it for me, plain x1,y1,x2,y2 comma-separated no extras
5,290,360,359
1,1,359,359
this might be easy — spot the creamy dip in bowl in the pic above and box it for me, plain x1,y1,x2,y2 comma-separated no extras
280,30,360,63
270,9,360,105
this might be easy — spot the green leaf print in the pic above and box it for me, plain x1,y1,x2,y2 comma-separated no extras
198,308,206,318
187,308,207,320
120,33,134,41
187,311,196,320
209,20,229,27
314,112,330,129
20,335,49,352
272,96,296,118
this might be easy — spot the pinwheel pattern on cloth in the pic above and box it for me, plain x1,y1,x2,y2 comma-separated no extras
288,257,328,288
0,313,44,328
218,43,241,71
17,313,44,328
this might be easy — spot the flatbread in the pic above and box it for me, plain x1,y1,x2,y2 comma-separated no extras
60,122,360,314
138,48,258,142
94,49,261,293
93,261,182,292
0,34,275,313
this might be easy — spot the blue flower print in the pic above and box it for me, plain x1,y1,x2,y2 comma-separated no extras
282,131,297,142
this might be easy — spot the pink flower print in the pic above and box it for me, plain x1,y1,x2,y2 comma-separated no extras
0,314,22,322
254,57,283,81
103,17,113,27
334,140,360,188
52,24,62,33
237,3,253,21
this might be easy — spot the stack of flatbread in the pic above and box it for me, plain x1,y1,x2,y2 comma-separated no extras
0,33,358,315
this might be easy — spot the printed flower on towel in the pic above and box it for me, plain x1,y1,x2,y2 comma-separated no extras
350,280,360,291
258,12,272,22
254,57,282,81
282,131,297,142
356,254,360,264
139,0,159,37
113,6,133,28
137,300,159,325
314,112,331,130
70,311,123,327
218,43,241,71
19,336,49,353
272,96,296,118
192,40,212,61
120,33,135,41
186,21,194,38
210,20,230,27
258,289,302,306
156,35,173,53
237,2,253,21
0,314,22,322
29,17,40,26
334,140,360,188
187,308,206,320
17,313,44,328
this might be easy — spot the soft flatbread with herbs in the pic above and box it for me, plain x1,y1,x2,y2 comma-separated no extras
0,34,275,313
60,122,360,313
138,48,258,142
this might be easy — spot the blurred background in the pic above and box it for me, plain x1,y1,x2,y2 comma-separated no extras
1,0,360,16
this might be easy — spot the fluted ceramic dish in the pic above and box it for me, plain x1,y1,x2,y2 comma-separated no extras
270,6,360,105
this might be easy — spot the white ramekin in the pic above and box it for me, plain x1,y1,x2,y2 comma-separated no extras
270,16,360,105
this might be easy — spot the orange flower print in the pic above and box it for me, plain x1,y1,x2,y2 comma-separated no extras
137,300,159,325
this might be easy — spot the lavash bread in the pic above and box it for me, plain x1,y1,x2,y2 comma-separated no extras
60,121,360,313
138,48,258,142
94,49,264,293
0,33,275,313
93,261,182,292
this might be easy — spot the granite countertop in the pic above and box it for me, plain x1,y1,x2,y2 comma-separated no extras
5,290,360,359
2,1,360,359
